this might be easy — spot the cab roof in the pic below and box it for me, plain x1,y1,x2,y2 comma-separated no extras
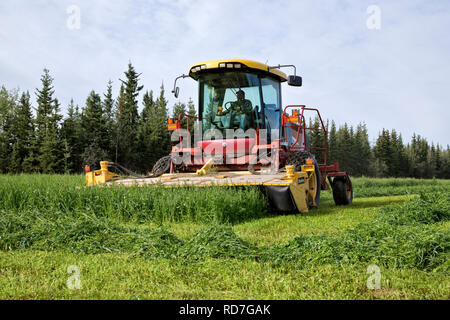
189,59,287,82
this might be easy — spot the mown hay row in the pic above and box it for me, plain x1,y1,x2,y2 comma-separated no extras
1,192,449,272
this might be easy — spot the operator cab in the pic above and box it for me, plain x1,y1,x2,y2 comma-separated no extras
198,70,282,135
171,59,302,150
174,60,297,137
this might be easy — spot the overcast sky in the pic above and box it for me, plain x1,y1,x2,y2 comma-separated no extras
1,0,449,145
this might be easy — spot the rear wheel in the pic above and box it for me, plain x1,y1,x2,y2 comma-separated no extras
332,177,353,205
151,156,172,177
286,150,321,207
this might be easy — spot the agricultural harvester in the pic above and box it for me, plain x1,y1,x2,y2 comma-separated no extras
86,59,353,213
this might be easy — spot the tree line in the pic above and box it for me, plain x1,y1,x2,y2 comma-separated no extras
0,63,196,174
308,118,450,178
0,63,448,178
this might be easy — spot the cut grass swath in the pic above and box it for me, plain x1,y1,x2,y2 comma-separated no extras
1,190,449,272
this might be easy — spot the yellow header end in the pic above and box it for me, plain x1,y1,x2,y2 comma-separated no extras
85,161,119,186
196,158,215,176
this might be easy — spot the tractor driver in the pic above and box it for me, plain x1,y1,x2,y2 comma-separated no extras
221,90,253,130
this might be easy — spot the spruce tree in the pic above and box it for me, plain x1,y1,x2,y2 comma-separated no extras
347,125,356,174
114,84,125,163
308,116,325,164
440,145,450,179
434,144,442,177
187,98,196,117
116,63,143,169
373,129,392,177
408,134,430,178
35,69,54,141
81,91,109,168
34,69,64,172
352,123,371,176
0,87,18,173
61,99,84,172
148,83,171,166
335,123,352,173
137,90,155,171
429,143,437,178
9,91,34,172
187,98,197,138
103,80,116,160
327,120,338,164
173,102,187,128
38,98,63,173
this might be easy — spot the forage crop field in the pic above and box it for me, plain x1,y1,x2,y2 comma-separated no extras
0,174,449,299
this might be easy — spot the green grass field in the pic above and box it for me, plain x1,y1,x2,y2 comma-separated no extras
0,175,449,299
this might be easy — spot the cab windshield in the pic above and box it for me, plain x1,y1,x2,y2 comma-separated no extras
199,71,281,135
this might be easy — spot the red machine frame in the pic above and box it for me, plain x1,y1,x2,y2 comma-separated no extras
169,105,351,192
281,105,350,191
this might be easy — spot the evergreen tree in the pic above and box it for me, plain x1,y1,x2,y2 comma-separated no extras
327,120,338,165
35,69,54,142
373,129,391,177
187,98,196,117
82,91,108,148
114,84,125,163
440,145,450,179
429,143,437,178
34,69,64,172
80,91,109,168
61,99,83,172
173,102,187,128
187,98,197,139
148,83,171,166
352,123,371,176
137,90,156,171
407,133,430,178
9,92,34,172
22,129,39,173
116,63,143,169
387,129,408,177
335,123,353,173
434,144,442,177
103,80,116,159
347,125,356,173
308,116,326,164
395,133,408,177
0,87,18,173
38,98,63,173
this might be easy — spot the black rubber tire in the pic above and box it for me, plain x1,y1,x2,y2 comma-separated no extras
332,177,353,205
285,150,321,207
151,156,172,177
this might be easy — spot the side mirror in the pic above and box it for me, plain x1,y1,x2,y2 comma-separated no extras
288,75,302,87
172,87,180,98
172,74,189,98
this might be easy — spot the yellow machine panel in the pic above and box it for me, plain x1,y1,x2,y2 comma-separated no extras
188,59,287,81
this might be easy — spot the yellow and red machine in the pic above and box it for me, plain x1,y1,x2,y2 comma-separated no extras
86,59,353,212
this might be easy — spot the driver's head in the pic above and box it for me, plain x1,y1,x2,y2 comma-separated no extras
237,90,245,101
213,89,224,101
